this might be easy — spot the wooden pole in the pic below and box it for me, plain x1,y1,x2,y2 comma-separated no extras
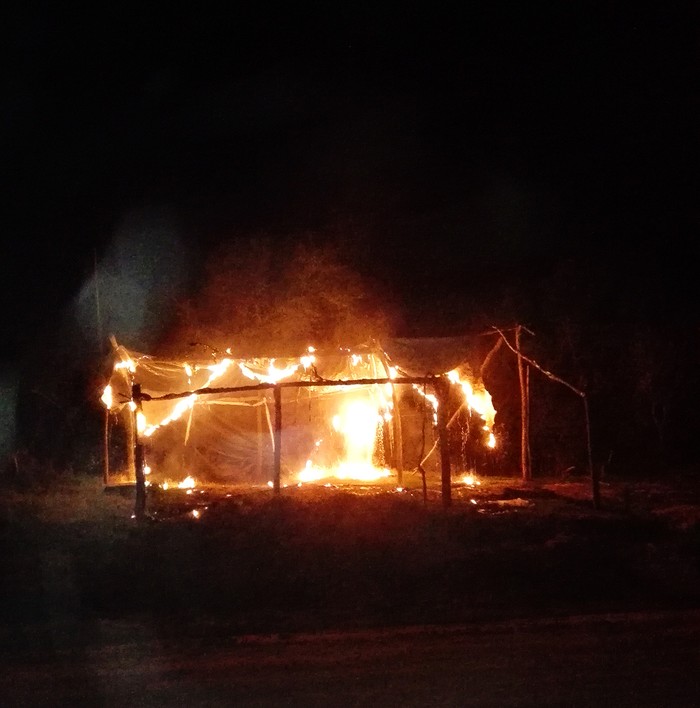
132,384,147,520
273,385,282,494
436,377,452,508
256,403,263,482
584,396,600,510
526,362,532,478
516,325,532,481
493,326,597,507
102,407,110,486
392,386,404,487
376,349,404,486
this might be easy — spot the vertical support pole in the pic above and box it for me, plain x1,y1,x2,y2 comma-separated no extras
376,350,404,486
436,377,452,508
583,396,600,510
102,407,110,487
273,385,282,494
132,383,147,520
126,403,135,483
516,325,531,481
256,403,264,482
392,385,404,487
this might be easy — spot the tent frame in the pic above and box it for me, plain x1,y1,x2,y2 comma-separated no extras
130,373,455,519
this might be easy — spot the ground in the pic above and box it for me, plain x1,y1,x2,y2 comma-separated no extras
1,471,699,705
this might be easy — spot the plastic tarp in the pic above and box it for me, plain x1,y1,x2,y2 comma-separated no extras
102,337,494,486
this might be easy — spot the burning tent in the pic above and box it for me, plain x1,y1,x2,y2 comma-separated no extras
99,336,497,492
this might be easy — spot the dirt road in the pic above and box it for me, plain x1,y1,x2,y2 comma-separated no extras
2,609,699,707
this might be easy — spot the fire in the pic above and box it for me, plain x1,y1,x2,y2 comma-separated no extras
298,395,390,483
101,343,498,489
100,384,113,409
462,473,481,486
407,369,497,448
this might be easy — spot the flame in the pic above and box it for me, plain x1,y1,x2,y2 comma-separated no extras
115,358,136,372
298,395,390,483
141,394,196,437
103,346,498,489
239,359,300,383
101,384,113,409
462,473,481,486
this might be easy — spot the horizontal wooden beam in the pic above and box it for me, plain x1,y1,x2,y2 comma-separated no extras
135,375,446,403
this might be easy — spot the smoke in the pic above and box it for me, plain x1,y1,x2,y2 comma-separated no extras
74,207,192,351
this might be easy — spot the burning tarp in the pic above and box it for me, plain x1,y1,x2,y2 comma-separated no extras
100,337,496,490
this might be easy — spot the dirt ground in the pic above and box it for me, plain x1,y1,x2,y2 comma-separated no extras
1,471,699,705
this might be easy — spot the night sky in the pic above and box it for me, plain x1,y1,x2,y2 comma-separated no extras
3,4,699,365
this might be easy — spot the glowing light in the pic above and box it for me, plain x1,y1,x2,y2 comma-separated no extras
299,461,390,483
178,475,196,489
300,354,316,369
100,385,113,409
191,509,200,519
462,473,481,487
239,360,299,383
205,357,234,382
413,384,439,425
141,394,196,437
447,369,496,431
115,359,136,372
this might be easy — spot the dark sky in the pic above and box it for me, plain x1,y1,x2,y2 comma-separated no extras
3,3,700,363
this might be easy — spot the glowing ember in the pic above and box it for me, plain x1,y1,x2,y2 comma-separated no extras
178,475,196,489
462,473,481,487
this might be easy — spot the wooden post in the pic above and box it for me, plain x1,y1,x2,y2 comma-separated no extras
132,383,147,520
273,385,282,494
377,350,404,486
102,407,110,486
516,325,532,481
436,377,452,508
392,386,404,487
125,403,135,483
583,396,600,510
256,403,263,482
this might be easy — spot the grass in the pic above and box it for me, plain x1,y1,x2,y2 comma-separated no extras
1,472,699,649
